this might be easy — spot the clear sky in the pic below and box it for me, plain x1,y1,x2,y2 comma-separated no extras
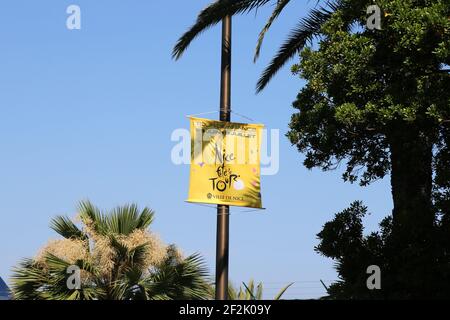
0,1,392,299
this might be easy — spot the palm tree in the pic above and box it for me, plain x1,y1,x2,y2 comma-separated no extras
173,0,359,92
228,279,293,300
11,201,212,300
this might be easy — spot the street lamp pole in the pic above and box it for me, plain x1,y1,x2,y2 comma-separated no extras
215,15,232,300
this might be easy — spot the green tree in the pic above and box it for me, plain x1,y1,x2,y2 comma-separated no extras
288,0,450,298
11,201,212,300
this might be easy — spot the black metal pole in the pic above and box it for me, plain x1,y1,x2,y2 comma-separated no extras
215,15,231,300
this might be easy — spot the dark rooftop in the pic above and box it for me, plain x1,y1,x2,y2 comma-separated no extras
0,277,11,300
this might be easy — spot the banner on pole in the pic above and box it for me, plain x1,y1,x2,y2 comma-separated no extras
187,117,264,209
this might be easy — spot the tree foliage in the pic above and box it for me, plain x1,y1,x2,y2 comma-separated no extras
288,0,450,299
11,201,212,300
316,201,450,299
289,0,450,187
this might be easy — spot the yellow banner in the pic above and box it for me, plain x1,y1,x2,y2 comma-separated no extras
187,117,264,209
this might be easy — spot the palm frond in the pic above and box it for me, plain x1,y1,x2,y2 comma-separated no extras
256,2,338,92
227,282,238,300
255,282,264,300
273,282,294,300
136,207,155,229
44,253,72,271
11,254,103,300
173,0,272,60
10,259,50,300
109,268,144,300
109,280,130,300
108,204,139,235
254,0,291,62
128,243,150,268
50,216,86,240
242,281,257,300
78,200,107,235
143,253,211,300
107,204,154,235
109,235,130,262
44,253,104,300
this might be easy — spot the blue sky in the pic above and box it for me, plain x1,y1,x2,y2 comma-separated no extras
0,1,392,299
